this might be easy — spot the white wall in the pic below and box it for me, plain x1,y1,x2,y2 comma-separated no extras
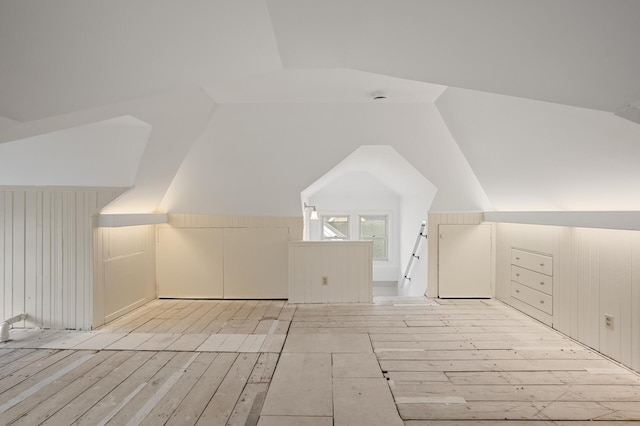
495,222,640,373
0,187,123,330
93,224,156,328
159,102,491,216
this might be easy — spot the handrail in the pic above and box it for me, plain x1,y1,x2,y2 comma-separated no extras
400,221,427,288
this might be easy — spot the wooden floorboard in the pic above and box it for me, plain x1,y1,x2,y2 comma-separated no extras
0,298,639,425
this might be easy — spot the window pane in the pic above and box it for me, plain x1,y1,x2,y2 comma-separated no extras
322,216,349,240
360,216,386,238
360,215,388,261
372,239,387,260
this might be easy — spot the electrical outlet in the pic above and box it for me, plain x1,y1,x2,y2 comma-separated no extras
321,276,328,285
605,314,614,330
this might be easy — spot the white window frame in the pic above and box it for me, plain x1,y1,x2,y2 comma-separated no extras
359,214,389,261
321,215,350,241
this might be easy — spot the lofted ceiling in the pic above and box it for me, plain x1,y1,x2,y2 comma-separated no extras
0,1,639,215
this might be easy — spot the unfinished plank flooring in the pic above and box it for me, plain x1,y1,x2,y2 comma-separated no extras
1,298,639,425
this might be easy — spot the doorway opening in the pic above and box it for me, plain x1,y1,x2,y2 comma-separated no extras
300,145,437,298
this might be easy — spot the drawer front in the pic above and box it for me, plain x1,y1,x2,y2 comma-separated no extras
511,248,552,276
510,297,552,326
511,265,552,296
511,281,552,315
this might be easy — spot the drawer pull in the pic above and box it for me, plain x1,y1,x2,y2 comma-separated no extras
540,282,545,285
515,257,520,260
540,263,544,266
515,289,520,293
516,273,520,277
540,300,545,304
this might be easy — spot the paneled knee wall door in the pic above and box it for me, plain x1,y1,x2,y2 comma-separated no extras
157,226,289,299
438,224,492,298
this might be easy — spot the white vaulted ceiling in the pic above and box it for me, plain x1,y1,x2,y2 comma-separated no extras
0,1,281,121
0,1,639,215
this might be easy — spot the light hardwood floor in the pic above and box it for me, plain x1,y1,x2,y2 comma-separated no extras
1,298,639,425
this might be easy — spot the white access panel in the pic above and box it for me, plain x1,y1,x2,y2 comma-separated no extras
157,228,224,298
223,227,289,299
438,224,492,298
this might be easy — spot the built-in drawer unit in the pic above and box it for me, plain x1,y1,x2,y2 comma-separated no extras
510,248,553,325
511,265,552,296
511,281,552,315
511,248,552,276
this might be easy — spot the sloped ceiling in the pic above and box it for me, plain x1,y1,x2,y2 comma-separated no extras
0,1,280,121
302,145,437,199
437,88,640,211
0,116,149,187
268,0,640,111
159,101,488,215
0,1,638,215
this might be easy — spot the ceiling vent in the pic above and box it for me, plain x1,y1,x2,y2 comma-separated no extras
372,91,387,101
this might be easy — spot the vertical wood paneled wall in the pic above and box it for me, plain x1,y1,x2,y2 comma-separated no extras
166,214,304,240
288,241,373,303
495,222,640,373
93,224,156,329
0,188,123,330
426,212,486,298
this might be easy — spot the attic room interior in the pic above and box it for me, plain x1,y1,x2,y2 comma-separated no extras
1,1,640,424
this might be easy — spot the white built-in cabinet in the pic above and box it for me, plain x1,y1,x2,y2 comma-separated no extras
157,228,224,298
157,221,292,299
223,227,289,298
495,223,640,375
438,224,492,298
509,248,553,326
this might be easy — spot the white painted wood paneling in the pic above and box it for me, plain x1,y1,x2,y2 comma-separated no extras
494,223,571,332
93,224,157,328
427,212,485,298
0,187,124,330
288,241,372,303
438,224,492,298
167,214,303,240
493,221,640,374
157,228,224,298
104,254,146,320
632,232,640,372
156,215,302,300
572,228,632,363
224,227,289,299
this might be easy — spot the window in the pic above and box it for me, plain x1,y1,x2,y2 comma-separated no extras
322,216,349,240
360,215,388,260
